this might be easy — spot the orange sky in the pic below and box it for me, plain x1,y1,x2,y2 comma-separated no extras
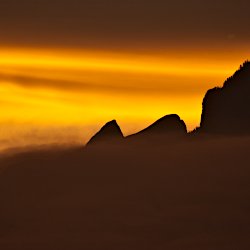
0,46,249,150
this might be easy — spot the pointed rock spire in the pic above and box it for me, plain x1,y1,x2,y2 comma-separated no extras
87,120,124,146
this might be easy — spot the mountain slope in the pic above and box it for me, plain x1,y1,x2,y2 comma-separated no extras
127,114,187,142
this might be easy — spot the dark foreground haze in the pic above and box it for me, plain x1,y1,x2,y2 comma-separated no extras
0,136,250,250
0,61,250,249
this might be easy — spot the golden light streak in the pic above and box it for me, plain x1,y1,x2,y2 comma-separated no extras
0,47,238,76
0,47,248,150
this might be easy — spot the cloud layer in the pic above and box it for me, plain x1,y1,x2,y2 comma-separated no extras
0,0,250,48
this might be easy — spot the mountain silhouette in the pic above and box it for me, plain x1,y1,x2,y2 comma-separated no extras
199,61,250,134
87,115,187,146
87,61,250,145
127,114,187,142
87,120,124,146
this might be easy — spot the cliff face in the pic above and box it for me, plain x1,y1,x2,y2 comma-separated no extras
200,61,250,134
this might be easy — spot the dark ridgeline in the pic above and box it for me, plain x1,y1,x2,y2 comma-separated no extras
199,61,250,135
87,115,187,145
126,114,187,142
87,120,124,146
87,61,250,146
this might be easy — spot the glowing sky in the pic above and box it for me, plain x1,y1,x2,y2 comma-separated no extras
0,0,249,149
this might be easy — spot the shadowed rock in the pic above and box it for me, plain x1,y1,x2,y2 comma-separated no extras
199,61,250,135
127,114,187,142
87,120,124,146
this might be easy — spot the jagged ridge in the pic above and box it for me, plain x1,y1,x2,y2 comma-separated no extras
87,60,250,144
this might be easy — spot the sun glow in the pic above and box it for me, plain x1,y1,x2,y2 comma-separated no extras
0,47,247,149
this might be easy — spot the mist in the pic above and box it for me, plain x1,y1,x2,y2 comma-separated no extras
0,136,250,249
